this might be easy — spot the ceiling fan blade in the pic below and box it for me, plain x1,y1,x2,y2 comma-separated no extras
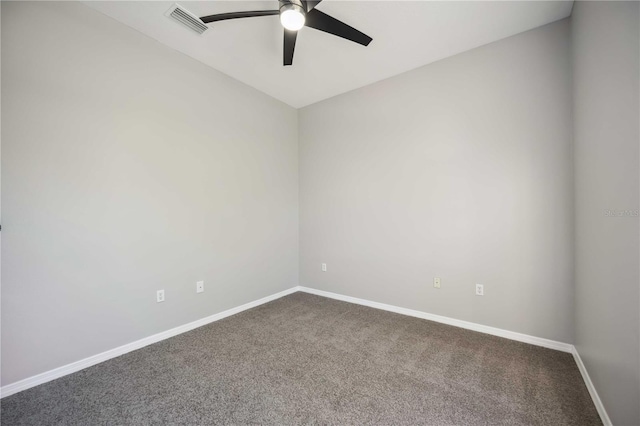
200,10,279,24
283,29,298,66
303,0,323,12
304,9,372,46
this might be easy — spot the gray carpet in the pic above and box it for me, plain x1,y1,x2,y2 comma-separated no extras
1,292,601,425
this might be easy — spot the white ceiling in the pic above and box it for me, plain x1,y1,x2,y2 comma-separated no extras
85,1,573,108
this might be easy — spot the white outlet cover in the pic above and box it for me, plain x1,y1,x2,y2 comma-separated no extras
475,284,484,296
321,263,327,272
157,289,165,303
434,277,441,288
196,281,204,293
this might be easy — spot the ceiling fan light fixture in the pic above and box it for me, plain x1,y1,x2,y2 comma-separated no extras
280,3,305,31
198,0,373,66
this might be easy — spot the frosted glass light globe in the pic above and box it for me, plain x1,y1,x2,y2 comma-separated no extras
280,6,305,31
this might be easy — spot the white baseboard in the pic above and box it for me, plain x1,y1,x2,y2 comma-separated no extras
1,284,611,426
0,286,299,399
298,286,573,353
572,347,613,426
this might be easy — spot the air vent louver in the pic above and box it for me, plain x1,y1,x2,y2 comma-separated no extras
166,4,209,35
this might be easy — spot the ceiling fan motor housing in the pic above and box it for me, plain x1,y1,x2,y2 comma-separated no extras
279,0,306,17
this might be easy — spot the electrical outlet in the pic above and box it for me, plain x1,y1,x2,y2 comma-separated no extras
321,263,327,272
196,281,204,293
434,277,441,288
157,290,165,303
475,284,484,296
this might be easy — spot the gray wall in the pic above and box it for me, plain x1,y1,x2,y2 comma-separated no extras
1,1,298,386
299,20,574,343
572,2,640,425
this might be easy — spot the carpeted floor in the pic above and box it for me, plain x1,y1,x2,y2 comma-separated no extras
1,292,601,425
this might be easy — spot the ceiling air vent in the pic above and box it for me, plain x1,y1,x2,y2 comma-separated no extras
166,4,209,35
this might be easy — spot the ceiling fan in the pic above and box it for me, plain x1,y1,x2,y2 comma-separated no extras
199,0,372,66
